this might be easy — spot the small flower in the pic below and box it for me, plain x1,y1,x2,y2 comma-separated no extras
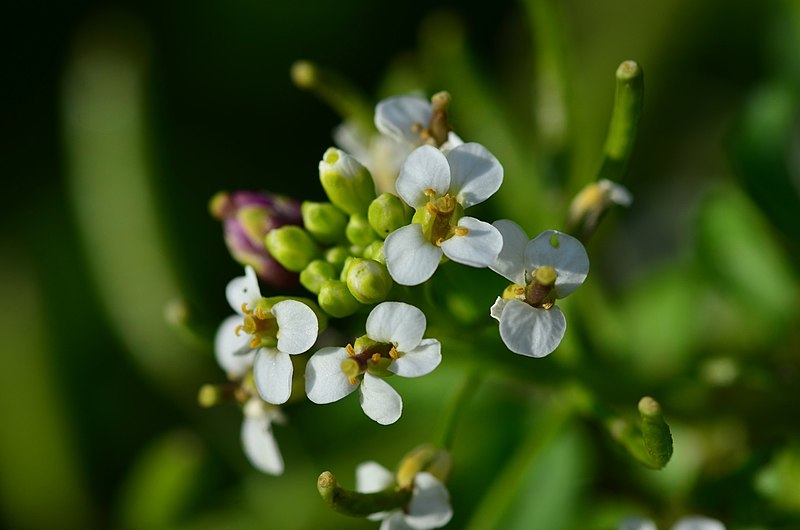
215,266,319,404
567,179,633,238
375,93,462,150
334,121,410,195
356,461,453,530
619,516,725,530
305,302,441,425
384,143,504,286
210,191,302,287
241,397,286,475
489,222,589,358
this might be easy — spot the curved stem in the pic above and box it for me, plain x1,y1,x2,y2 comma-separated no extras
317,471,411,517
437,366,482,450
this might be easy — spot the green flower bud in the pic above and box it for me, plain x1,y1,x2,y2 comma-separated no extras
362,240,386,264
325,245,351,272
300,259,338,295
339,256,357,282
368,193,408,239
318,279,361,318
264,226,320,272
346,213,379,247
319,147,376,215
301,201,348,244
346,258,392,304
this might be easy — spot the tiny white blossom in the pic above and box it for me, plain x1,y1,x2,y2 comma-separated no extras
489,222,589,358
241,398,286,475
215,266,318,404
619,516,725,530
305,302,441,425
374,94,463,150
356,461,453,530
384,143,504,286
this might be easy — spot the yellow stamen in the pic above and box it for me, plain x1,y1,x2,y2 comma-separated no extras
434,237,444,247
454,226,469,236
234,325,243,336
389,346,399,359
348,377,357,385
254,305,268,320
424,188,437,197
241,302,249,314
371,353,382,364
249,337,261,349
426,202,439,215
346,343,356,356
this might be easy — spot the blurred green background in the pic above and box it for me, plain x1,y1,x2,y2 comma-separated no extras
2,0,799,528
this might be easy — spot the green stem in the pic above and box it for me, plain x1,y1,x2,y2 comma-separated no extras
597,60,644,183
317,471,411,517
437,367,482,450
465,401,573,530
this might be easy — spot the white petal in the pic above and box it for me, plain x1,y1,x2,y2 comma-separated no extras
272,300,318,354
389,338,441,378
499,300,566,358
304,347,359,404
439,131,464,151
356,461,395,493
360,373,403,425
404,472,453,529
396,146,451,208
385,224,443,286
366,302,426,352
524,230,589,298
445,142,503,208
440,216,502,268
672,516,725,530
489,297,507,322
618,517,658,530
225,265,262,314
489,219,529,284
253,349,294,405
241,415,284,475
599,179,633,207
214,315,255,377
382,512,415,530
375,96,431,145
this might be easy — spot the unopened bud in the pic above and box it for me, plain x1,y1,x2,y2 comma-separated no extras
368,193,408,239
300,260,338,295
265,226,320,272
346,213,380,247
638,396,673,469
319,148,377,215
318,279,361,318
396,444,453,488
325,245,351,272
362,241,386,264
198,384,223,408
302,201,348,244
346,258,392,304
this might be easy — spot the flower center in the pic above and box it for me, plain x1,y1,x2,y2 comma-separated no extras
525,266,557,308
412,191,467,247
410,91,452,147
340,338,399,384
236,302,279,349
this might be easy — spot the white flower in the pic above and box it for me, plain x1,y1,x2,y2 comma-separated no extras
305,302,441,425
384,143,504,286
215,266,318,404
489,222,589,358
334,121,410,195
241,397,286,475
619,516,725,530
356,461,453,530
375,94,463,150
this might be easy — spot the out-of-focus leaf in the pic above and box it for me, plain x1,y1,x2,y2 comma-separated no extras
755,441,800,512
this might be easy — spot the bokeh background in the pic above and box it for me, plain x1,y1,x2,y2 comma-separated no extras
2,0,799,528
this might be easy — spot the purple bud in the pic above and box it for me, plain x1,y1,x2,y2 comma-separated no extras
210,191,302,288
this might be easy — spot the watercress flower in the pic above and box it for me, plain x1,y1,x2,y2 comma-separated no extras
241,397,286,475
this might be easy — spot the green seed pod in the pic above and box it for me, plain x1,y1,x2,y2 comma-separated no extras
318,279,361,318
346,258,393,304
300,259,338,295
264,226,319,272
319,148,376,215
368,193,408,239
362,240,385,264
346,213,379,247
301,201,348,244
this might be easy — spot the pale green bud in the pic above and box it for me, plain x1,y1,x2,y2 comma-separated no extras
368,193,407,239
301,201,348,244
339,256,356,282
362,240,386,264
346,258,392,304
319,148,376,215
346,213,379,247
264,226,320,272
325,245,351,272
300,259,337,295
318,279,361,318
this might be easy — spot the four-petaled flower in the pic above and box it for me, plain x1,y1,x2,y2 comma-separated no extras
305,302,441,425
356,461,453,530
374,93,462,150
384,143,504,286
489,222,589,358
619,516,725,530
215,265,318,404
241,397,286,475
